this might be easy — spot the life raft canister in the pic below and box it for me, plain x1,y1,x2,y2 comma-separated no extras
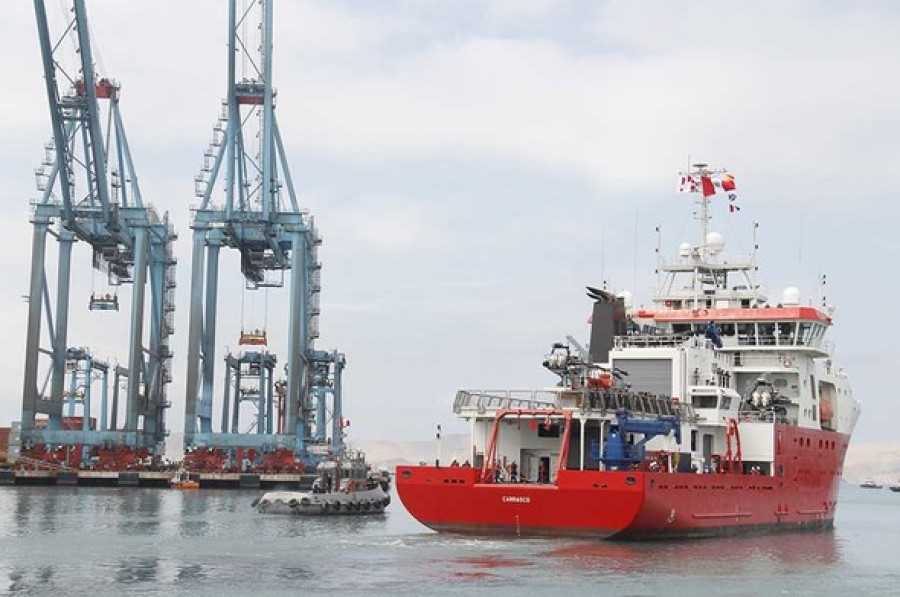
587,370,614,390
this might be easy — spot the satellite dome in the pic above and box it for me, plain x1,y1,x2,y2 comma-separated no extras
782,287,801,306
706,232,725,255
678,242,692,258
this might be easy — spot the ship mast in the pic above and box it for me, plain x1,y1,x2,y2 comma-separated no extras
652,162,764,312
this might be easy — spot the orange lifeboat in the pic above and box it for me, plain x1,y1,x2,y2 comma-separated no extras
170,470,200,489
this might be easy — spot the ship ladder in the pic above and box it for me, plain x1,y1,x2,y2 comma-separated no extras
724,418,743,474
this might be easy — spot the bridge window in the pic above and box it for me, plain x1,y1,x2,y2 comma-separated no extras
692,394,718,408
775,322,795,346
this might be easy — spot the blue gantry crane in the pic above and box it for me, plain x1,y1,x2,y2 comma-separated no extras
183,0,345,471
20,0,177,467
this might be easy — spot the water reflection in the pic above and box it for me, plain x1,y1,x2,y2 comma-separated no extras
116,489,162,535
275,565,313,581
175,563,208,583
6,565,57,593
542,531,842,573
115,556,159,585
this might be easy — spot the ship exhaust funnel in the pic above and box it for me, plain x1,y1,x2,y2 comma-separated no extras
586,287,626,364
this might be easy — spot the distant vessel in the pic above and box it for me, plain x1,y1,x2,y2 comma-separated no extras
859,480,882,489
397,164,860,539
890,484,900,493
170,469,199,490
254,451,390,515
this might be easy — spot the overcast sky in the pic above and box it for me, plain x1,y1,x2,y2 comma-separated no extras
1,0,897,446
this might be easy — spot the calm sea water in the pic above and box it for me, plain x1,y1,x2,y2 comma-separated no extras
0,483,898,596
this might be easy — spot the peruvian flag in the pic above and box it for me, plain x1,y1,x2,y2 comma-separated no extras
701,176,716,197
729,204,741,213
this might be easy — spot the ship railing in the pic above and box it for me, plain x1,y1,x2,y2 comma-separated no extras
453,390,558,414
455,388,695,421
733,335,831,352
731,352,824,369
736,408,793,425
614,334,692,349
582,389,696,421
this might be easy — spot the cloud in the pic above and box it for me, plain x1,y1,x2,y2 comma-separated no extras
0,1,896,445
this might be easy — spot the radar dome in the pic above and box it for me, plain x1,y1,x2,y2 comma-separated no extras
782,287,801,306
706,232,725,255
678,242,692,258
617,290,633,309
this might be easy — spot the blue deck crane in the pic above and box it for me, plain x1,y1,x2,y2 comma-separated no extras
21,0,177,461
601,410,682,471
184,0,345,465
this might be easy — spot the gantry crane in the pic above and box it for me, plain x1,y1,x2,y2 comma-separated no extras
21,0,177,468
184,0,345,471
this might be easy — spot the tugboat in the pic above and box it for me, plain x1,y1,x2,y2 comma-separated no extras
860,480,883,489
254,450,391,515
396,164,861,539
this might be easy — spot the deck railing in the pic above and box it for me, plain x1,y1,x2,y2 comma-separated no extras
454,388,695,421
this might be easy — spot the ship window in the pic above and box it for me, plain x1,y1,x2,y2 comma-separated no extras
691,430,698,451
773,378,787,388
719,323,735,336
692,394,718,408
797,322,812,345
538,424,560,438
758,323,776,345
809,324,824,346
737,323,755,346
720,396,732,409
776,322,795,346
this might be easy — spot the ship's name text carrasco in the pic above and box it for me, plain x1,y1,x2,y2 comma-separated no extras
502,496,531,503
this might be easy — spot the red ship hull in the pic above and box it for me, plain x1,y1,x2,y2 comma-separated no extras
397,426,849,539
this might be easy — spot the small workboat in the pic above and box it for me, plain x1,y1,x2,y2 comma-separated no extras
860,479,882,489
170,469,200,489
253,451,390,515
